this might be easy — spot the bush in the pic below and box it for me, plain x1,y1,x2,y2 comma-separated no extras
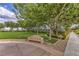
41,35,58,44
75,29,79,34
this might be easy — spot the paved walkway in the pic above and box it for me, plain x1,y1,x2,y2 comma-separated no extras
1,32,78,56
64,32,79,56
0,41,50,56
0,41,63,56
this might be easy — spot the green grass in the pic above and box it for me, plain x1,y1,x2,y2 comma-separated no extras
0,31,46,39
0,31,33,39
0,31,57,43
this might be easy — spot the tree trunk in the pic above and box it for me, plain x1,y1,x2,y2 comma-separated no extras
48,24,52,40
17,27,19,31
36,27,39,35
49,28,52,40
22,28,23,31
10,27,13,31
36,24,39,35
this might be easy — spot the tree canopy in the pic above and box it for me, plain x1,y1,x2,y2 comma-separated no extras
14,3,79,39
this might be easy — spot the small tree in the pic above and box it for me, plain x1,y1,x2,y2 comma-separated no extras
0,23,4,31
5,21,16,31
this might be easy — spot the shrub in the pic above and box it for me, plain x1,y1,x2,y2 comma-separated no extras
41,35,58,44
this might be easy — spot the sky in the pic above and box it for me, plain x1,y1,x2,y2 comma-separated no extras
0,3,18,23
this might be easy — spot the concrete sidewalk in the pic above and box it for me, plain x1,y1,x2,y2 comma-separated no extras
0,41,52,56
64,32,79,56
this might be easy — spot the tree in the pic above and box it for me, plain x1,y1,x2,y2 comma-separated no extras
15,3,79,40
15,4,48,34
5,21,16,31
0,23,4,30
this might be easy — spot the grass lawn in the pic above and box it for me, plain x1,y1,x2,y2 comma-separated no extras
0,31,57,43
0,31,46,39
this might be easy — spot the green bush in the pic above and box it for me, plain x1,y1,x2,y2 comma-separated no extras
75,29,79,34
41,35,58,44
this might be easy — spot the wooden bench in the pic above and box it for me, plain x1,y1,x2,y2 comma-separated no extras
27,35,44,44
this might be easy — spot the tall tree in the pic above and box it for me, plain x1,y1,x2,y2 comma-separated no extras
15,3,79,40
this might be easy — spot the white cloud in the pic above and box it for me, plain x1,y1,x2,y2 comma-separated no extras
0,7,16,18
0,17,17,23
0,6,18,23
